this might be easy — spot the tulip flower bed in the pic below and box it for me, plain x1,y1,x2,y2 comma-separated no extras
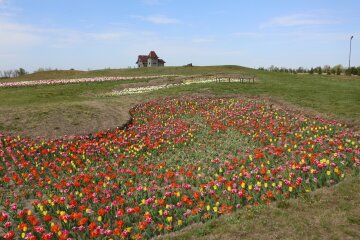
104,77,239,96
0,96,359,239
0,75,181,88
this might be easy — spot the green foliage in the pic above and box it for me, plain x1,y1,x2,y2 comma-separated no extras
17,68,27,76
348,67,359,75
333,64,343,75
318,67,322,75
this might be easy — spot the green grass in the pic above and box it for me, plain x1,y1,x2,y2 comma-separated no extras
1,65,253,82
0,66,359,138
145,72,360,122
0,79,146,107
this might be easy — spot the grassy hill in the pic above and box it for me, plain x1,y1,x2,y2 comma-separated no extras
1,65,253,82
0,65,359,138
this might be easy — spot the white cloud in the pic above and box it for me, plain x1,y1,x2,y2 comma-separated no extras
0,18,134,50
0,0,21,14
0,21,36,31
0,21,43,47
49,30,133,48
133,15,179,24
232,29,355,43
49,31,83,48
0,19,84,49
261,14,339,28
0,31,41,47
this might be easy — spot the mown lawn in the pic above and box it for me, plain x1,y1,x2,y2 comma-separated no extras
0,65,253,82
0,66,358,138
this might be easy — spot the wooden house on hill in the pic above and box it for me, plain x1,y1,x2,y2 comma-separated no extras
136,51,165,68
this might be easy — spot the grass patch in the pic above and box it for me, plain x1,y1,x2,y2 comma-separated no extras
1,66,359,138
2,65,253,82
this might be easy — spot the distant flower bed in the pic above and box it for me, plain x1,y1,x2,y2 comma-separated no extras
104,77,222,96
0,75,181,88
0,96,359,239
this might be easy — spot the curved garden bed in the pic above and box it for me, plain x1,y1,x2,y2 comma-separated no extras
0,96,359,239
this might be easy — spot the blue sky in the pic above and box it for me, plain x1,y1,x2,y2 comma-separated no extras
0,0,359,72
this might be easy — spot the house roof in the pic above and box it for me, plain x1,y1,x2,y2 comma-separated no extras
136,55,148,64
148,51,158,59
136,51,165,64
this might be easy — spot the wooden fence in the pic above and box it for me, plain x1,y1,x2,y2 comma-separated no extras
213,74,256,83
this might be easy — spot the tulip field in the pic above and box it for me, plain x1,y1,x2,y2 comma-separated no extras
0,76,180,88
0,95,359,239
